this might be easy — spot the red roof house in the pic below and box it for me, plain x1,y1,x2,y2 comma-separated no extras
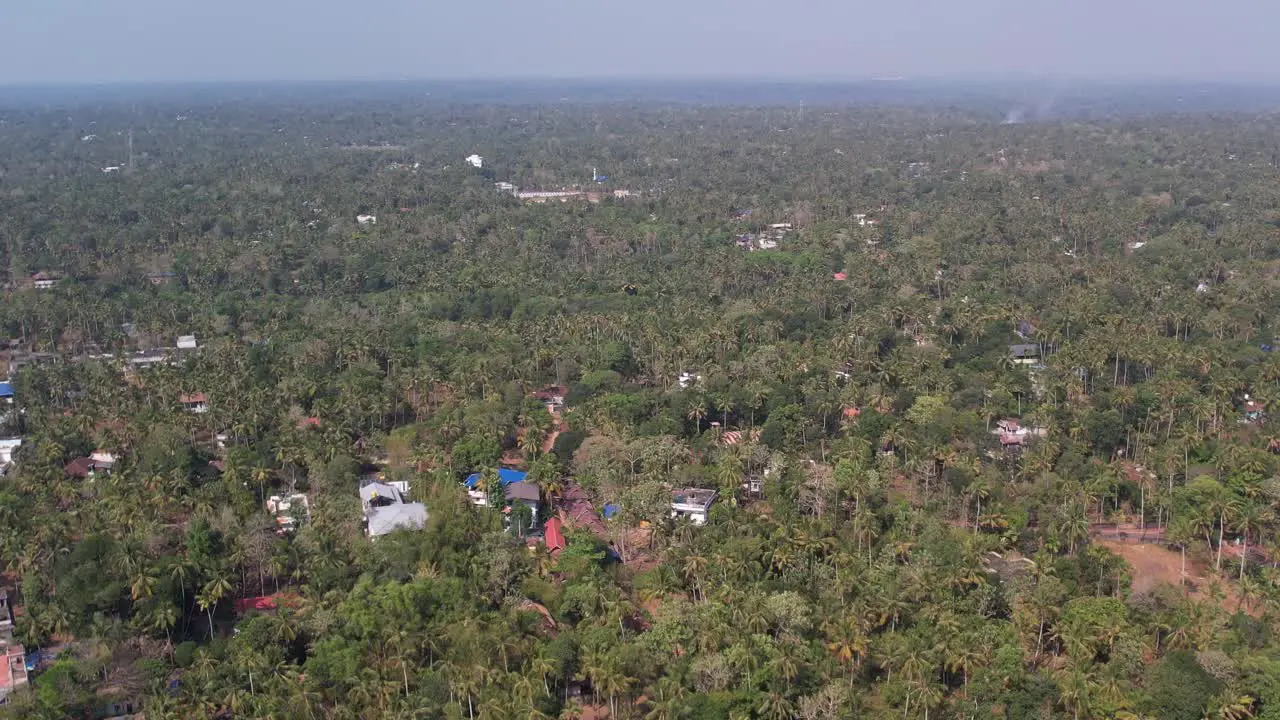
65,457,94,479
234,593,301,615
544,517,566,553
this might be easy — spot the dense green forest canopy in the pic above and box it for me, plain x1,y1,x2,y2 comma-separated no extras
2,85,1280,719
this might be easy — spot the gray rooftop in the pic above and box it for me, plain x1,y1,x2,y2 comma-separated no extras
1009,344,1039,358
672,488,717,508
505,481,540,503
359,482,403,506
367,502,428,537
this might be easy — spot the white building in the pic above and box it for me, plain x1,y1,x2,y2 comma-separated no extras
89,450,117,473
0,439,21,468
266,494,311,533
495,182,517,193
176,335,198,350
356,214,377,225
678,372,702,389
671,488,716,526
466,154,483,168
360,482,428,538
31,273,60,290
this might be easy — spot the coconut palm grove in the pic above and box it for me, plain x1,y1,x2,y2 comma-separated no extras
3,81,1280,719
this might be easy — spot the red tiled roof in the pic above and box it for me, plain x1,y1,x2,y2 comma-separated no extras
234,593,300,614
563,501,608,539
843,407,861,419
532,386,568,401
180,392,207,404
297,416,321,429
833,272,847,281
544,517,566,552
65,457,93,479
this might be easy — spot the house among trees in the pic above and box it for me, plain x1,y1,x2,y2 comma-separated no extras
266,493,311,533
66,451,116,479
1009,344,1040,365
503,481,541,531
0,643,28,704
30,272,60,290
464,468,527,506
1242,396,1265,424
176,335,198,350
0,381,11,405
532,385,567,412
89,450,117,473
180,392,209,413
0,439,19,470
543,516,567,554
560,484,609,539
146,271,176,286
464,469,541,530
671,488,716,525
359,481,428,539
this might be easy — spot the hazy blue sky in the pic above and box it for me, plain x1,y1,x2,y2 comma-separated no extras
0,0,1274,84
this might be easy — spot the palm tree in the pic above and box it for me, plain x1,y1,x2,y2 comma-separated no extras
1233,501,1272,584
685,399,708,431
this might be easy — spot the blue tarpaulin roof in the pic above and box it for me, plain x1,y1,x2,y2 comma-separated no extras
602,503,620,519
0,382,12,398
464,468,527,489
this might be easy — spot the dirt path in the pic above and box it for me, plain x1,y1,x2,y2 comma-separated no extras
542,409,563,454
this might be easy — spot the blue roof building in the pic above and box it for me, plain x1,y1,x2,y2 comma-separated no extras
0,382,12,399
464,468,527,489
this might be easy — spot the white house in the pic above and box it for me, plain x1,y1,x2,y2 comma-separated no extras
89,450,117,473
466,154,483,168
176,335,198,350
678,372,702,389
102,166,121,173
266,494,311,533
31,272,60,290
495,182,517,193
671,488,716,526
0,438,21,468
356,214,377,225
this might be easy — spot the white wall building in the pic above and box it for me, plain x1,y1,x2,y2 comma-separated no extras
671,488,716,526
466,154,483,168
0,439,21,468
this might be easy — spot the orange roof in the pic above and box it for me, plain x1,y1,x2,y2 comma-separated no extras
544,517,566,552
180,392,207,404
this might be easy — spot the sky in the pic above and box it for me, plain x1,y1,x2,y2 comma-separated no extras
1,0,1276,84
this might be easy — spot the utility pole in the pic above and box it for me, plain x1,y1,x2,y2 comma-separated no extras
128,130,134,170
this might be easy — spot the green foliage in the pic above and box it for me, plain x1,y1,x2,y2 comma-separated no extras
1143,650,1223,720
3,91,1280,719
